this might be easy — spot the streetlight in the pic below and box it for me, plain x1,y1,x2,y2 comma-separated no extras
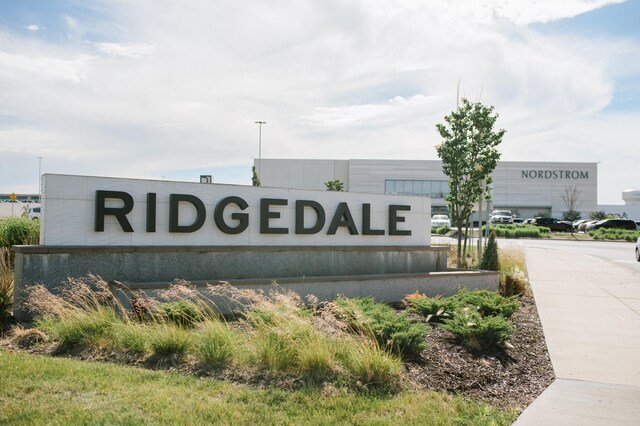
37,156,43,200
254,121,266,178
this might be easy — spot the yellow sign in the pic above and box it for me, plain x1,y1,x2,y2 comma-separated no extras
9,192,17,202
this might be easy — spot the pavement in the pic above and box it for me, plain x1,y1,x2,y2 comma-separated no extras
515,245,640,425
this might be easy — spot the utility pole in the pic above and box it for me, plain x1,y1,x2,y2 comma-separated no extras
37,156,43,200
254,121,266,178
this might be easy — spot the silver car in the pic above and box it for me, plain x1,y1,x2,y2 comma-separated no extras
431,214,451,228
636,237,640,262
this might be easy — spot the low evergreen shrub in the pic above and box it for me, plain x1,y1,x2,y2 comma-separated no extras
406,296,457,323
452,289,519,318
336,297,428,359
441,309,512,351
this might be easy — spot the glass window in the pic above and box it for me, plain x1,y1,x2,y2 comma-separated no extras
402,180,412,194
385,180,395,194
384,180,449,197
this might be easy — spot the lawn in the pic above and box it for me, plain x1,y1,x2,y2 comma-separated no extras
0,350,517,425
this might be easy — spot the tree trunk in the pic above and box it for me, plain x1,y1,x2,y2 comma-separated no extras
456,220,463,268
462,224,469,267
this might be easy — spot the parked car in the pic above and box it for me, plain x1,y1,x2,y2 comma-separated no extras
512,218,524,224
522,218,535,225
489,210,513,224
28,206,41,220
572,219,589,232
636,237,640,262
431,214,451,228
531,217,572,232
578,220,597,232
635,221,640,231
586,219,637,232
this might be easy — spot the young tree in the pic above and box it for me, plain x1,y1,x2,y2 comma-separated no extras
251,166,261,187
561,184,582,224
324,179,345,191
436,98,505,267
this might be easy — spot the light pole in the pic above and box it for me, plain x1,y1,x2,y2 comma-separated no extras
37,156,43,200
254,121,266,178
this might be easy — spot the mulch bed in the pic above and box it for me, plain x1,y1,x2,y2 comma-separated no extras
406,294,555,409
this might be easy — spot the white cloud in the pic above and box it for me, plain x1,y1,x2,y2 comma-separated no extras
93,42,157,58
0,0,636,204
24,24,41,32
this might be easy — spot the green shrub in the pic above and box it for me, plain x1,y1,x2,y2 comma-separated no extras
482,224,549,238
452,289,519,318
406,296,457,323
0,217,40,247
588,229,640,241
479,231,499,271
441,309,512,351
155,301,204,327
336,297,428,359
431,225,450,235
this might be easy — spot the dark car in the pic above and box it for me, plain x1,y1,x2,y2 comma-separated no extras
531,217,573,232
586,219,637,231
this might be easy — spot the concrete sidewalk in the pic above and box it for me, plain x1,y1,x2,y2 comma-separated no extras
515,246,640,425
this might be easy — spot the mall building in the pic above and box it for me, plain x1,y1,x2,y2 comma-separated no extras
254,159,598,219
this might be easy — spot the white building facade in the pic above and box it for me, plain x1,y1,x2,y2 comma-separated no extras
255,159,599,219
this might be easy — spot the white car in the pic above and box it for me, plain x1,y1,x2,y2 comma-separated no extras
636,237,640,262
489,210,513,224
28,206,41,220
431,214,451,228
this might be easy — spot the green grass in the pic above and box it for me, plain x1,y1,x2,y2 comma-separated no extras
0,350,518,425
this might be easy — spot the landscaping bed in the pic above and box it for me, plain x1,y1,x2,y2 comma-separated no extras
408,294,553,409
2,282,553,413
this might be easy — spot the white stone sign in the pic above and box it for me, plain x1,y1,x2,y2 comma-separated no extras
41,174,431,246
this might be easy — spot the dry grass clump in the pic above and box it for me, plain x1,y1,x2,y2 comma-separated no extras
8,325,49,348
498,247,530,297
21,276,405,392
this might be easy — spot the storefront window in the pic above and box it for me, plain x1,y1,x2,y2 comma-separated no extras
384,180,449,198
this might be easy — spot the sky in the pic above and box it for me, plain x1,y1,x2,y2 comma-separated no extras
0,0,638,205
